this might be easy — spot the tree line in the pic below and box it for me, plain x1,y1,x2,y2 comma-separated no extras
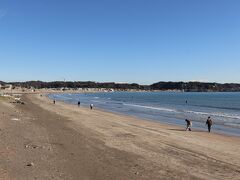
1,81,240,92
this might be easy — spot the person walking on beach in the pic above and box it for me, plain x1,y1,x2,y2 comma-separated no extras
78,101,80,107
90,104,93,110
53,100,56,104
185,119,192,131
206,116,213,133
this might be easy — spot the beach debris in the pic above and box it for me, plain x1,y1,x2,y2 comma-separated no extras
10,99,25,104
14,97,25,104
25,143,52,151
26,162,34,167
25,144,39,149
134,171,139,175
11,118,20,121
14,97,21,101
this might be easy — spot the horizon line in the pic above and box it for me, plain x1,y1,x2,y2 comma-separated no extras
1,80,240,86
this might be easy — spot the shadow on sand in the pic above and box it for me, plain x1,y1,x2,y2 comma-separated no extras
168,129,186,132
168,129,206,133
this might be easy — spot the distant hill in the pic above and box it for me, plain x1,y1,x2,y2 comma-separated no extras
150,81,240,92
1,80,240,92
9,81,147,90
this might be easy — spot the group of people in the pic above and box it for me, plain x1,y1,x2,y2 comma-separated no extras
77,101,94,110
53,99,213,133
53,100,94,110
185,116,213,133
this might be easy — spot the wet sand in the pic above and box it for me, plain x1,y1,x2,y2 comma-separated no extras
0,94,240,180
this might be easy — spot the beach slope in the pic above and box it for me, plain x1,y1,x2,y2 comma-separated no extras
0,94,239,180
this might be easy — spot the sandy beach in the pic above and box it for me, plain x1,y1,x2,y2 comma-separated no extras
0,94,240,180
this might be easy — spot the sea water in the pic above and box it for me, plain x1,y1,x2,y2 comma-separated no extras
49,92,240,136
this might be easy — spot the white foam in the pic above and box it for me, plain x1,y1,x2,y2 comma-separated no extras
186,110,240,120
186,110,209,116
91,100,102,103
123,103,178,113
57,96,72,100
224,123,240,128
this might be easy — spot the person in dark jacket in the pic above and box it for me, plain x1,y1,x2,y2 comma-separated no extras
206,117,213,133
185,119,192,131
78,101,80,107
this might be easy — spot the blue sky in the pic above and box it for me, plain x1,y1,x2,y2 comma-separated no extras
0,0,240,84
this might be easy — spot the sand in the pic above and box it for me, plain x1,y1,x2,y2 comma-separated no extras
0,94,240,180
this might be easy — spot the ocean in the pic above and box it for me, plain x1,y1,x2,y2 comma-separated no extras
48,92,240,136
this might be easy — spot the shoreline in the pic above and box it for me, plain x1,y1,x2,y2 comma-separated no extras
37,92,240,142
1,93,240,179
47,92,240,137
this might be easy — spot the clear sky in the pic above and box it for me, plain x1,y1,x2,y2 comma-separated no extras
0,0,240,84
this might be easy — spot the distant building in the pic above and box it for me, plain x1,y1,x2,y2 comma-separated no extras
0,84,13,90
